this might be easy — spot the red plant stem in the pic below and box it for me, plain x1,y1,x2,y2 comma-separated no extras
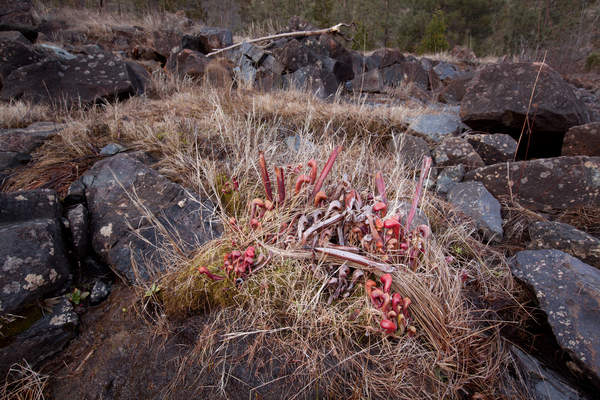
259,151,273,202
312,146,342,199
405,156,432,231
198,266,225,281
375,171,387,204
275,166,285,205
295,175,311,194
308,159,317,184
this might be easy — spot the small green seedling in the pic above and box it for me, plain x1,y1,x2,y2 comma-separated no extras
144,283,161,298
67,288,89,305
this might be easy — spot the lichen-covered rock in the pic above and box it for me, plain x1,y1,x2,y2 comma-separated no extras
436,164,465,196
433,136,485,170
461,63,590,133
0,218,70,315
562,122,600,156
283,64,338,98
380,60,429,89
0,0,35,25
447,181,503,242
408,112,464,143
1,45,138,104
366,48,405,69
0,189,69,316
0,297,78,377
510,250,600,383
80,153,221,282
90,280,111,305
433,61,462,82
271,39,316,73
464,156,600,211
437,73,473,104
529,221,600,268
0,30,43,81
465,133,518,164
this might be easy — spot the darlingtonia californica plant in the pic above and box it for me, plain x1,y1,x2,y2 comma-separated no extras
198,147,432,336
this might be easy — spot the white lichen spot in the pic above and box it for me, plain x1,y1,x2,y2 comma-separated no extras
178,199,186,208
3,281,21,294
2,256,23,272
100,223,113,238
15,195,27,201
50,314,68,326
23,274,45,290
49,268,58,282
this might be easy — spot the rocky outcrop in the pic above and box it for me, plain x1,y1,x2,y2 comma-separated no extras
391,133,431,167
464,156,600,211
447,181,503,242
0,190,70,315
562,122,600,156
510,250,600,385
461,63,590,134
435,164,465,196
1,44,146,104
0,31,43,82
529,221,600,268
166,48,208,79
79,153,220,282
181,27,233,54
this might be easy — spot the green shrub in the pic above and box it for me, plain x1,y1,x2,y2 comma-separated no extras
585,53,600,72
417,10,450,54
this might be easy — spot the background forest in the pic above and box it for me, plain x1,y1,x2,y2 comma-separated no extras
48,0,600,71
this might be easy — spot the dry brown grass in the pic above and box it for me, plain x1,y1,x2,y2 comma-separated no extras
1,362,48,400
1,71,523,398
0,101,52,129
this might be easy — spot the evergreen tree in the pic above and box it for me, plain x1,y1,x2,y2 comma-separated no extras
417,10,449,54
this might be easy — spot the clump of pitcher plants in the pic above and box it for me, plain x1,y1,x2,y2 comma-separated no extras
197,146,433,336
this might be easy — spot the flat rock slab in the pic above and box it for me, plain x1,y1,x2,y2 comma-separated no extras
460,63,590,133
0,297,78,377
408,112,464,143
562,122,600,156
510,250,600,383
464,156,600,211
529,221,600,269
80,153,220,282
1,45,135,104
447,181,503,242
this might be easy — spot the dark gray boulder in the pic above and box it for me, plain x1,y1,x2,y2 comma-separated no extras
391,133,431,167
366,48,405,69
350,68,383,93
0,30,43,81
562,122,600,157
447,181,503,242
79,153,221,282
432,61,462,82
510,250,600,384
460,63,590,134
0,190,70,315
432,136,485,170
271,39,316,73
0,0,35,26
511,347,588,400
407,112,464,143
435,164,465,196
0,297,78,377
1,45,138,104
464,156,600,211
181,27,233,53
529,221,600,268
465,133,518,164
283,64,338,98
